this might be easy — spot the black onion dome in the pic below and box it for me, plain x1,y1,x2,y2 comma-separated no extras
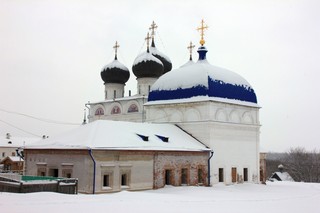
101,59,130,84
132,51,164,78
149,40,172,74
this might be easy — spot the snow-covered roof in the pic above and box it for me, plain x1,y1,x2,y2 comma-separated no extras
148,46,257,104
133,51,163,66
149,46,172,63
25,120,210,152
102,59,129,71
88,95,146,105
0,156,24,163
270,172,294,182
145,93,260,108
180,60,195,68
0,137,40,148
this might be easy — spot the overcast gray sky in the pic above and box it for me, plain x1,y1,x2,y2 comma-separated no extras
1,0,320,152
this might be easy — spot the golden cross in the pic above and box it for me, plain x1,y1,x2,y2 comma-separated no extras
149,21,158,38
197,19,208,46
187,41,195,60
113,41,120,59
145,32,151,51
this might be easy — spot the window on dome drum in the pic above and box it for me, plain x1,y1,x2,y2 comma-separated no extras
105,91,107,99
113,90,116,99
219,168,224,182
148,85,151,92
232,167,237,183
198,168,203,184
243,168,248,182
181,168,188,185
111,106,121,114
128,104,138,113
95,108,104,116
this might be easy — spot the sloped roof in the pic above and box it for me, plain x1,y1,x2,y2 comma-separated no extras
270,172,294,181
0,137,40,148
25,120,210,152
0,156,24,163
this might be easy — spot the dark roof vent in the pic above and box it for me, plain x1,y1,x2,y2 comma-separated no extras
136,134,149,141
155,135,169,142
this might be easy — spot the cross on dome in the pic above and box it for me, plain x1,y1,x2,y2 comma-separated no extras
197,19,209,46
187,41,195,60
145,32,152,52
149,21,158,39
113,41,120,60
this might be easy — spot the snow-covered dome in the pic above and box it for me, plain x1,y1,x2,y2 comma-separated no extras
132,51,164,78
149,40,172,74
101,58,130,84
148,46,258,104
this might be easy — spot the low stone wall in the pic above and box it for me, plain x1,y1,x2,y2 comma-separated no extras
0,178,78,194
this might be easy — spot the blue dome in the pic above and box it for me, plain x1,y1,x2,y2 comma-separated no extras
148,46,257,104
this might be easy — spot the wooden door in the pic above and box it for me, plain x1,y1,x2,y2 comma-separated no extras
232,167,237,183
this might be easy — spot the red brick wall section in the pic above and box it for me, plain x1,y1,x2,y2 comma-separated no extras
153,151,208,189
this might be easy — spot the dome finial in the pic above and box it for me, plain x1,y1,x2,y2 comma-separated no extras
113,41,120,60
149,21,158,47
197,19,208,46
187,41,195,61
145,32,151,53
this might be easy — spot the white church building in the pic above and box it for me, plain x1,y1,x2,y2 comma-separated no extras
87,20,261,185
24,20,260,193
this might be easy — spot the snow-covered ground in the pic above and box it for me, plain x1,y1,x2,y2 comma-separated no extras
1,182,319,213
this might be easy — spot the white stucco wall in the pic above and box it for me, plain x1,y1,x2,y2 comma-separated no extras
145,100,260,185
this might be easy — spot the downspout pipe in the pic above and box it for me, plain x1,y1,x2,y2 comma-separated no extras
208,150,214,186
88,149,96,194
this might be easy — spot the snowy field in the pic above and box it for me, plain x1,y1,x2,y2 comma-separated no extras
1,182,319,213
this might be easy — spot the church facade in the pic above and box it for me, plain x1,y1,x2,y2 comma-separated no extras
87,20,261,185
24,20,261,193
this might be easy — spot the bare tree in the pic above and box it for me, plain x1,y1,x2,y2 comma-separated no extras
281,147,320,182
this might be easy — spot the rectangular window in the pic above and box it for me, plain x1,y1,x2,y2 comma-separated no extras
219,168,224,182
165,170,171,185
243,168,248,182
198,169,203,184
2,152,5,157
103,175,110,187
113,90,116,99
12,152,15,156
181,168,188,185
121,174,127,186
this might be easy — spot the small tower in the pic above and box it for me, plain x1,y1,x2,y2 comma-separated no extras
132,32,164,96
100,41,130,100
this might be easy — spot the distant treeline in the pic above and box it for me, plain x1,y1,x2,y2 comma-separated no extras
266,147,320,183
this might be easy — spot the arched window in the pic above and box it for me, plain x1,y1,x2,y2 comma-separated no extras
128,104,138,113
111,106,121,114
95,108,104,116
